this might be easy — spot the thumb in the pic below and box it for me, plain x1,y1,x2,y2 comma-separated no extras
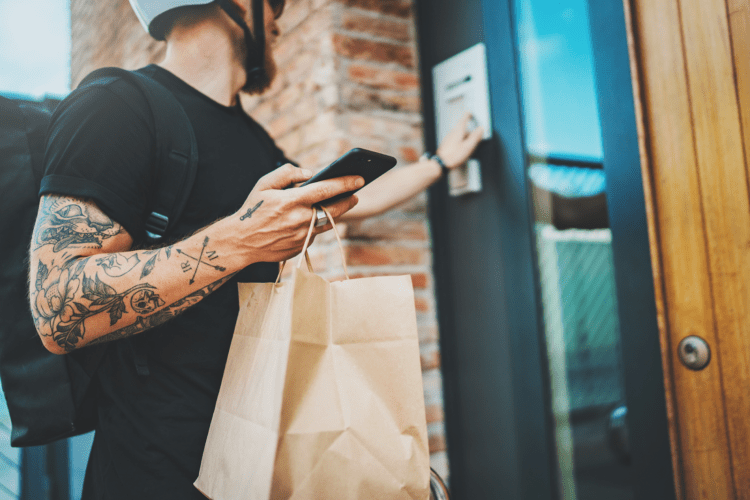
256,164,313,190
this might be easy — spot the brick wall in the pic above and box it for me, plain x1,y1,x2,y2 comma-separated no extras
70,0,448,480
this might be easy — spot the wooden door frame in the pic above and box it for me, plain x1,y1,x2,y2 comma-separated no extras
625,0,750,497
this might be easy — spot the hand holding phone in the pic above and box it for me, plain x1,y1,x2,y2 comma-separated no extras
299,148,397,204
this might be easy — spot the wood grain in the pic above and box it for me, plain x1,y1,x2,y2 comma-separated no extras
628,0,736,497
679,0,750,495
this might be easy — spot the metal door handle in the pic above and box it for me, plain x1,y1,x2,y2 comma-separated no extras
677,336,711,371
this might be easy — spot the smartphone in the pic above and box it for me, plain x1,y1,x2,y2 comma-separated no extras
299,148,397,204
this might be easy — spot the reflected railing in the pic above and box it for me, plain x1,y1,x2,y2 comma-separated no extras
530,155,632,500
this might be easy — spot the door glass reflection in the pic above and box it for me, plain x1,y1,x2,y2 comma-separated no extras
514,1,634,498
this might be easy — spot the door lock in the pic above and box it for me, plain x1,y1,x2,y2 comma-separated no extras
677,336,711,371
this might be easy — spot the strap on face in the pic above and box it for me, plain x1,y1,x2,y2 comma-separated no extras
218,0,266,86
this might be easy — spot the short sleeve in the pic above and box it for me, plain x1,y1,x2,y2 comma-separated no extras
40,81,155,240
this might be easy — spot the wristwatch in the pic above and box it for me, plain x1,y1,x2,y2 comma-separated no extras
420,152,449,176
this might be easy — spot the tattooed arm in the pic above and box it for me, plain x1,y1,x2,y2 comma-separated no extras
29,195,242,354
29,165,362,354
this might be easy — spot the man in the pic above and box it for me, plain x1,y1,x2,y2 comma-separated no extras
29,0,483,497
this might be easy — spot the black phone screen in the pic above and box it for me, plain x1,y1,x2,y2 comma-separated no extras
299,148,397,203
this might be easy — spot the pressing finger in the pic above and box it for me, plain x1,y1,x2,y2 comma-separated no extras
466,125,484,147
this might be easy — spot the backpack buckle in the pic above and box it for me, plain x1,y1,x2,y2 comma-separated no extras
145,212,169,240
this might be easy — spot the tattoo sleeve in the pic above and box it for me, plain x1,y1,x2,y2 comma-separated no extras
29,195,241,353
86,273,236,347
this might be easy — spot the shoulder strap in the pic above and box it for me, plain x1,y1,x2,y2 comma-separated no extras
78,67,199,241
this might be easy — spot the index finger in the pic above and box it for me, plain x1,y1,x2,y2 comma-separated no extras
293,175,365,205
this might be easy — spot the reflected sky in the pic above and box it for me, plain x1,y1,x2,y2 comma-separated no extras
516,0,603,160
0,0,70,98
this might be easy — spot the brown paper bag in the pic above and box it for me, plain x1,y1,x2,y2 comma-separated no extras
194,209,431,500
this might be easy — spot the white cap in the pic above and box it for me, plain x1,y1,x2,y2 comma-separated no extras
128,0,215,39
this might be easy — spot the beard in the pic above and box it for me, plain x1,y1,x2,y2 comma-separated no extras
241,41,277,95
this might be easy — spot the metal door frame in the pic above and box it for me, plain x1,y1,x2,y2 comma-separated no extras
414,0,676,498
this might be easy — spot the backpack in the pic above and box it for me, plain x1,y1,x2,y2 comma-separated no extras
0,67,198,447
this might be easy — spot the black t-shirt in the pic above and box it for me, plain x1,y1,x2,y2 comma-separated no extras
41,65,290,499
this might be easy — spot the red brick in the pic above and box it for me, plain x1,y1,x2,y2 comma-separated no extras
345,245,426,266
277,0,312,35
393,71,420,89
347,64,420,91
267,114,288,138
418,324,438,344
306,247,329,271
425,404,445,424
346,137,389,155
296,149,322,170
275,81,306,112
347,114,422,141
280,50,319,85
249,99,278,126
399,146,420,162
296,138,351,170
341,12,411,43
420,343,440,369
264,68,288,100
299,111,338,150
273,9,333,65
240,93,262,110
428,433,447,453
275,129,303,158
397,192,429,214
346,218,428,241
383,93,421,113
343,86,421,113
333,34,414,68
415,296,430,313
333,0,413,18
411,273,428,289
334,138,354,156
318,84,340,108
268,98,318,137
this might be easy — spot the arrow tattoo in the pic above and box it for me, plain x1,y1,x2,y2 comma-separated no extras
240,200,264,221
177,249,227,272
189,237,208,285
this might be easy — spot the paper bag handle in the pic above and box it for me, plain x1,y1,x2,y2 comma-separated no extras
295,206,350,279
275,211,316,284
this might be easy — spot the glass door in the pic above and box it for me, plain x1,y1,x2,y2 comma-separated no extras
415,0,676,496
514,1,632,498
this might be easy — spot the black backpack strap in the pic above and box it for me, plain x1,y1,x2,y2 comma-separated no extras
78,68,199,377
78,67,199,242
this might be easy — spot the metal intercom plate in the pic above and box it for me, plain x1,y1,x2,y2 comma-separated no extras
432,42,492,196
